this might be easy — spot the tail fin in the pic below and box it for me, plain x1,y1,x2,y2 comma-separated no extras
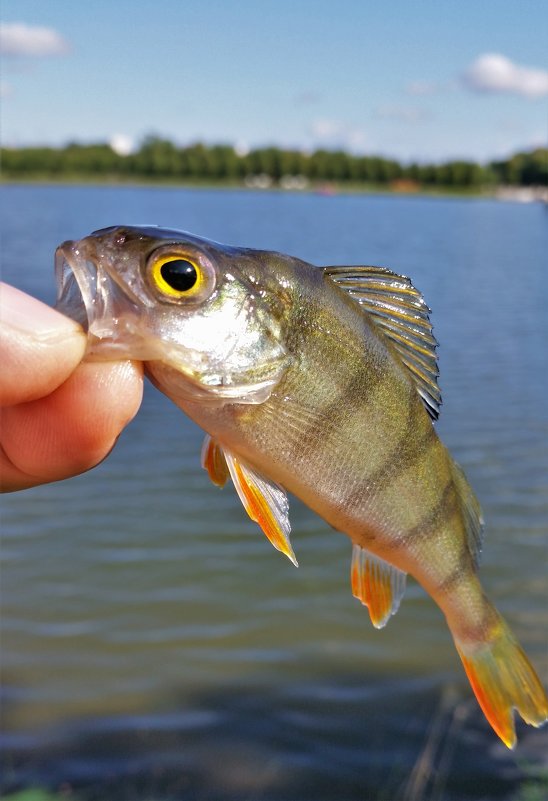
455,621,548,748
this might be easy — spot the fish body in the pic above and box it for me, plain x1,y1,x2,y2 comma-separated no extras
55,225,547,748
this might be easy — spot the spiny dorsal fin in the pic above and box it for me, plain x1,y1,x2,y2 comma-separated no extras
201,435,297,566
325,265,441,420
350,543,407,629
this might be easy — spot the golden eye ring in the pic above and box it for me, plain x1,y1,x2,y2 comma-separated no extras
147,246,216,303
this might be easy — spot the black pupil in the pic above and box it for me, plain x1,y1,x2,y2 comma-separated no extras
160,259,198,292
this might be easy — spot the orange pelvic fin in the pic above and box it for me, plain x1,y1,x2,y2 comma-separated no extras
350,544,407,629
455,622,548,749
222,450,298,567
201,434,230,487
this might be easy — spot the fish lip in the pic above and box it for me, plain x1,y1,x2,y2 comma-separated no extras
54,239,144,358
54,240,96,331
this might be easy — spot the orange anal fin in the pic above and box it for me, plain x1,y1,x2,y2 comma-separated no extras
455,623,548,749
200,435,229,487
351,544,406,629
224,451,297,567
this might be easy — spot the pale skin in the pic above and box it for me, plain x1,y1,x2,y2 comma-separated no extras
0,282,143,492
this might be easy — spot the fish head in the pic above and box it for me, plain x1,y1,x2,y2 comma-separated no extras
55,225,294,404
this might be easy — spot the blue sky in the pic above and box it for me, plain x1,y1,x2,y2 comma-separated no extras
2,0,547,163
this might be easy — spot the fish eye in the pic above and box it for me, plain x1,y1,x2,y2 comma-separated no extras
160,259,197,292
147,248,216,303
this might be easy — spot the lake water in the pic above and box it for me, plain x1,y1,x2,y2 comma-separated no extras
1,185,547,801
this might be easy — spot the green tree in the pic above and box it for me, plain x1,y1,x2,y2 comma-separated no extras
133,137,182,177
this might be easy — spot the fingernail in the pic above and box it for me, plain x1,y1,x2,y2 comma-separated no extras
0,282,83,336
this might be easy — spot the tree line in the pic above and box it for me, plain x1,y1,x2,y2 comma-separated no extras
1,138,546,189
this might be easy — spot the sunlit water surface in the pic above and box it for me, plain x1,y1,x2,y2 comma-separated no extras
1,185,547,800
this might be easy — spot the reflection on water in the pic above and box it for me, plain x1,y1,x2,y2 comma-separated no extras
2,676,542,801
1,186,547,800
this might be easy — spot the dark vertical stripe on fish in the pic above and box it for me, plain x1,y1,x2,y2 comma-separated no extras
438,542,474,592
340,404,437,514
295,365,384,455
406,480,459,543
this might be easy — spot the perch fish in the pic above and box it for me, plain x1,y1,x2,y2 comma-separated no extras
55,225,548,748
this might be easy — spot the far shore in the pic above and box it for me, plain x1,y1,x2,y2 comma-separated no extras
2,175,547,203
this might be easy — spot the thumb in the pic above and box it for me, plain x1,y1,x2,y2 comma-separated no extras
0,282,87,406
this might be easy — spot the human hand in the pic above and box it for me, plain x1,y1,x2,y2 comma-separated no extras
0,283,143,492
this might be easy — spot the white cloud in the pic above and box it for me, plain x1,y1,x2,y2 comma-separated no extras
234,140,250,157
109,133,135,156
309,118,367,150
0,22,70,57
462,53,548,98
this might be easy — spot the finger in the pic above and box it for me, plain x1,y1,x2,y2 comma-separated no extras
0,283,87,406
1,359,144,492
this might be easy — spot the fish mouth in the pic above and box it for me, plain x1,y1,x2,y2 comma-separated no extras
55,242,97,331
54,239,144,360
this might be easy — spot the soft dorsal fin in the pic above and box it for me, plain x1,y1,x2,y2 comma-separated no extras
350,543,407,629
449,457,484,566
325,265,441,420
201,435,298,566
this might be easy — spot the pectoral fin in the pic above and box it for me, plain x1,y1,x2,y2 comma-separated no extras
201,434,230,487
351,544,407,629
201,436,297,566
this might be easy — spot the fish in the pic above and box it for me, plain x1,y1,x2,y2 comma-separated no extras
54,225,548,748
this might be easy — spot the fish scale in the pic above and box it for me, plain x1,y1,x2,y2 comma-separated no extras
55,224,548,749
